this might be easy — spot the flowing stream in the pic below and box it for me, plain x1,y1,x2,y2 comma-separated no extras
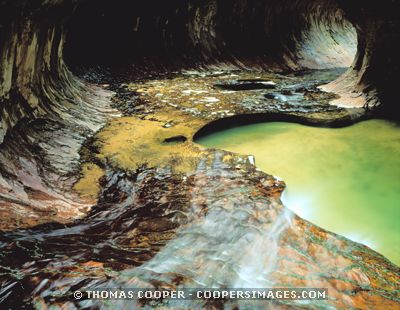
196,119,400,264
1,68,399,308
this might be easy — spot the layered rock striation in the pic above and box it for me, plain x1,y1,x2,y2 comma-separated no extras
0,0,399,308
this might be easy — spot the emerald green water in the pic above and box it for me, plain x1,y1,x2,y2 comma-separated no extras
197,119,400,265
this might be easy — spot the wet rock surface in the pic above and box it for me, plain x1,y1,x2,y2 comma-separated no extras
1,152,399,308
0,88,119,230
0,0,399,308
113,68,365,121
1,68,398,308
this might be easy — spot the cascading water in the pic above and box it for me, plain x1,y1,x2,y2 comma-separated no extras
1,0,400,308
197,119,400,264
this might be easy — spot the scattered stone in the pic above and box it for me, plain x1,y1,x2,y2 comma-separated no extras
201,97,220,103
163,121,175,128
247,155,256,165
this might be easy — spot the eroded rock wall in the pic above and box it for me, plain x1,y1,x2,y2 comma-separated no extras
0,0,399,231
0,0,118,229
1,0,398,142
0,1,75,143
0,1,399,308
338,0,400,113
64,0,356,71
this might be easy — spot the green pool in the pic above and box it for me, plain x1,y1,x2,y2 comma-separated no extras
197,119,400,265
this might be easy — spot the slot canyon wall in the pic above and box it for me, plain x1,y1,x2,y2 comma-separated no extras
1,0,399,139
1,0,398,225
0,0,399,308
1,0,398,137
1,0,399,145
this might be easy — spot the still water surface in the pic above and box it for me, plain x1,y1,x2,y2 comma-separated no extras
197,119,400,264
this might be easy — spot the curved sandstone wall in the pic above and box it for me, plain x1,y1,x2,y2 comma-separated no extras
0,0,398,234
0,0,119,228
0,1,399,308
1,0,398,141
64,0,356,71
